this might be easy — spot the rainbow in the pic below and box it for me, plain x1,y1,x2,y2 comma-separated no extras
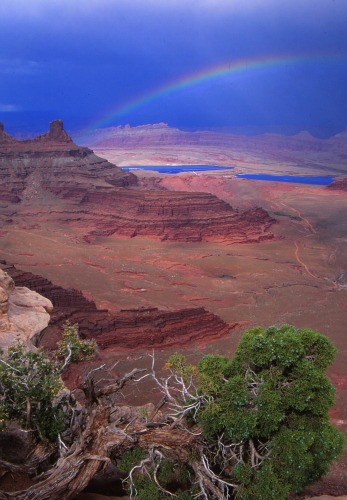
81,52,343,135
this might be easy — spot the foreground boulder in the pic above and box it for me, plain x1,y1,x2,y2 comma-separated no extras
0,268,52,351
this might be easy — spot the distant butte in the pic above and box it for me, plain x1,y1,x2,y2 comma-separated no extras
0,120,275,243
31,118,74,145
0,122,15,144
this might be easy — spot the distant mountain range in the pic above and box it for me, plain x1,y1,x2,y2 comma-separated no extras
74,122,347,148
71,122,347,177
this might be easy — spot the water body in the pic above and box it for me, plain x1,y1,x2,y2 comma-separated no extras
236,174,334,185
121,165,234,174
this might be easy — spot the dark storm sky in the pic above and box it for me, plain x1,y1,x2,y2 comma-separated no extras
0,0,346,136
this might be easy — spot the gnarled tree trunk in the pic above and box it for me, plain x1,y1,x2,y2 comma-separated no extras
0,372,196,499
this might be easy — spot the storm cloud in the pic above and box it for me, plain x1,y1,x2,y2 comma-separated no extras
1,0,346,136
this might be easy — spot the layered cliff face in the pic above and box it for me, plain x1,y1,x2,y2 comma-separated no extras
1,261,234,351
0,120,137,203
79,188,274,243
0,121,275,244
0,267,52,351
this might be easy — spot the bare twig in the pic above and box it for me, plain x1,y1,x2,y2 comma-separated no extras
152,450,177,498
0,358,21,373
201,454,238,491
124,457,152,499
59,343,73,372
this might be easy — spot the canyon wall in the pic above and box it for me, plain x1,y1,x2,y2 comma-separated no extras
0,121,275,244
1,261,234,351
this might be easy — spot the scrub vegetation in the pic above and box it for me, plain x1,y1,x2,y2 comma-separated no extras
0,325,344,499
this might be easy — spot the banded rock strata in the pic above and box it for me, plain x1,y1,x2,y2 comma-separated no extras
1,262,234,351
0,121,275,243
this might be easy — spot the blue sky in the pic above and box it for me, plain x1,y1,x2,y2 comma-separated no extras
0,0,346,136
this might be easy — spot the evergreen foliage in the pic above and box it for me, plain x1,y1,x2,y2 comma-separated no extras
0,342,63,439
119,448,193,499
0,323,96,440
120,325,344,499
193,325,345,497
56,321,97,363
0,323,344,499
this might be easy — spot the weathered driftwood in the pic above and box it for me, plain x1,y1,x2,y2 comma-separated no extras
0,368,196,499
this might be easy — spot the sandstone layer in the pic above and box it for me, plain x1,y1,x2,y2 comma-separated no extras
0,120,137,202
0,121,275,244
1,261,233,351
0,267,52,351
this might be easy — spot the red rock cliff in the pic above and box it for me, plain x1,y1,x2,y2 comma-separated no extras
0,121,275,244
1,261,234,351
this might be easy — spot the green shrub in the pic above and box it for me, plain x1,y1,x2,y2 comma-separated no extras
195,325,345,496
117,447,146,474
56,322,97,363
0,342,63,440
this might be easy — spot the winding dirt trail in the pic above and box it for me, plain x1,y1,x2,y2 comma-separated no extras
293,241,320,280
279,200,317,234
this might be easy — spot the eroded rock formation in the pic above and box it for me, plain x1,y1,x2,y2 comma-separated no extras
0,123,15,144
0,121,275,243
0,121,136,203
80,188,274,243
1,262,234,351
0,267,52,351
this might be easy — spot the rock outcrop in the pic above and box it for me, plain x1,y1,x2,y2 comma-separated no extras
0,267,52,351
0,119,77,152
33,119,73,144
1,261,234,351
86,306,232,350
0,120,137,203
326,178,347,191
80,188,274,243
0,121,275,244
0,122,15,144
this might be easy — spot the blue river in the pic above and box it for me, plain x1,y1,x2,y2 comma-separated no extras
121,165,234,174
235,174,334,185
